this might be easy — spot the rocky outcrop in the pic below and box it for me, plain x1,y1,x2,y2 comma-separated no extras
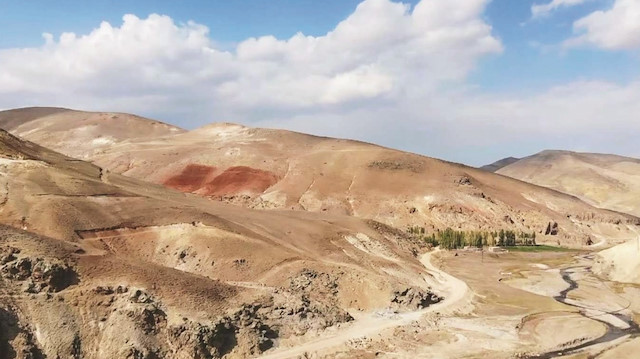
1,250,77,293
168,309,274,359
0,306,45,359
391,287,443,310
278,269,354,336
68,278,354,358
456,176,472,186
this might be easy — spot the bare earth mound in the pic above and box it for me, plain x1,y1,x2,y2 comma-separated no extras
0,107,184,160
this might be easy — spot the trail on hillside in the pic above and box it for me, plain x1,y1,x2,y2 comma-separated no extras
257,250,472,359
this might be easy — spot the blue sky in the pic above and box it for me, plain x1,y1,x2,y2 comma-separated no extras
0,0,639,165
477,0,640,92
2,0,634,92
0,1,368,46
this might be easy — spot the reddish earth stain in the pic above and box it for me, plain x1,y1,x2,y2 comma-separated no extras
163,164,218,193
164,164,278,196
200,166,279,196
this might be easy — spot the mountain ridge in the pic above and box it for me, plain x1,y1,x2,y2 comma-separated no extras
0,107,637,247
480,156,520,172
496,150,640,217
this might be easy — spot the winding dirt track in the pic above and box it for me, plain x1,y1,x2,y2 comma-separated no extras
257,250,472,359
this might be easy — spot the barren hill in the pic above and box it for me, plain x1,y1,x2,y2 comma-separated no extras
2,109,640,358
497,150,640,217
0,128,440,358
1,108,637,246
480,156,519,172
0,107,185,160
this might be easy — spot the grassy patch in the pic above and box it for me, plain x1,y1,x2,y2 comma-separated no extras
501,245,576,252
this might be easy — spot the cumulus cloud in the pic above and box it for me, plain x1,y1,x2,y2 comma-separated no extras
0,0,639,165
565,0,640,50
256,79,640,165
531,0,590,19
0,0,501,114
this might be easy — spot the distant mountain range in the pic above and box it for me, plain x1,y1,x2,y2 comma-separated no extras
2,107,635,246
483,150,640,217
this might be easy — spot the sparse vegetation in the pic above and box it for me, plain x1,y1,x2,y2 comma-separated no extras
502,245,576,252
407,226,538,250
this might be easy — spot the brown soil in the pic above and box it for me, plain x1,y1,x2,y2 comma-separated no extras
163,164,219,193
497,150,640,217
163,164,278,196
1,109,640,358
2,108,639,247
200,166,279,196
0,128,437,358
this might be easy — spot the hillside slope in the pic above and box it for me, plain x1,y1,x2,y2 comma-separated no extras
0,108,637,246
96,123,639,246
594,236,640,284
0,128,438,358
480,156,519,172
0,107,185,160
497,150,640,217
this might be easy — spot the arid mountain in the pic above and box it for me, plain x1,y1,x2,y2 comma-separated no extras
0,128,438,358
1,107,637,247
497,150,640,217
0,107,184,160
2,109,640,359
480,156,520,172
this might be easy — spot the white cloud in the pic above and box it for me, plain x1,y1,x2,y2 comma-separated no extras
565,0,640,50
257,79,640,165
1,0,640,166
531,0,589,19
0,0,501,113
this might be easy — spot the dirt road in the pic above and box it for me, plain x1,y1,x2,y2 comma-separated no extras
257,250,472,359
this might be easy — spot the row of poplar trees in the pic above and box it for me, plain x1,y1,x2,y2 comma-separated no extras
408,227,536,250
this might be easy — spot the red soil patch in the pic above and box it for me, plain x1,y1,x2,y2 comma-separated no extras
199,166,279,196
163,164,218,193
163,164,278,196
